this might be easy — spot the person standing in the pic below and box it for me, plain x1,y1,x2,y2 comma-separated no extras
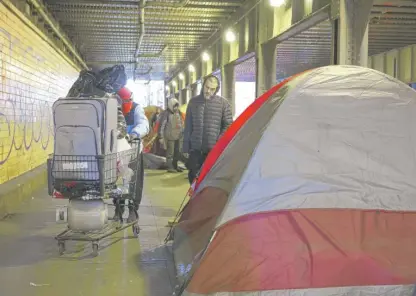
182,75,233,184
115,86,149,222
158,98,184,173
151,107,162,130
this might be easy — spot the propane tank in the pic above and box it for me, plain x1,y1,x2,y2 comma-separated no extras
67,199,108,232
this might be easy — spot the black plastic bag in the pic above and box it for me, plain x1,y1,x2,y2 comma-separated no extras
66,70,107,98
96,65,127,93
66,65,127,98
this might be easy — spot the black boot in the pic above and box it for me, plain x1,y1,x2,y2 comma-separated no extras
167,159,176,173
113,205,124,222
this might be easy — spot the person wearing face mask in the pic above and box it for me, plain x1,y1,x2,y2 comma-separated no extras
114,86,149,223
183,75,233,184
158,98,184,173
117,87,149,142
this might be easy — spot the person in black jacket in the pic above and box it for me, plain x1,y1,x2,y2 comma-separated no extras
183,75,233,184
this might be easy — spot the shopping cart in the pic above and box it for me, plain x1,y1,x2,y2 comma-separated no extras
47,139,143,256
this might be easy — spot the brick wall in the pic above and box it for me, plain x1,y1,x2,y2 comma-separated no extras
0,3,79,184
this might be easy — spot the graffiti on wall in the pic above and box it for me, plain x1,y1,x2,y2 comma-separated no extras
0,6,78,184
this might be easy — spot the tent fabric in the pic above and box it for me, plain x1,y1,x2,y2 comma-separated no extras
194,73,303,192
143,105,163,153
180,103,187,121
182,285,415,296
173,186,228,284
195,84,290,194
216,66,416,227
187,209,416,294
172,73,305,293
172,65,416,296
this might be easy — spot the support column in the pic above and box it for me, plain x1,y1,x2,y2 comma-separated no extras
191,84,198,98
187,88,192,103
331,18,339,65
180,88,188,105
221,63,236,117
256,42,277,98
337,0,373,66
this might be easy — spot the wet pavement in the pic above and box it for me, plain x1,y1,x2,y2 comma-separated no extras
0,170,190,296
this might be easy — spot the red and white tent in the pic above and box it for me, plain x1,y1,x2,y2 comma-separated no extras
172,65,416,295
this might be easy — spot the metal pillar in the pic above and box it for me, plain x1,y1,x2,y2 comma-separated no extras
191,83,198,98
179,88,187,105
221,63,236,116
256,42,277,98
337,0,373,66
185,88,191,104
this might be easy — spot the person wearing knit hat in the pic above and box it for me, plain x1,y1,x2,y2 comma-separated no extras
114,86,149,223
117,86,149,140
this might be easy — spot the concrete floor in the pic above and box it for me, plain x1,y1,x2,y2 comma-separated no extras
0,170,190,296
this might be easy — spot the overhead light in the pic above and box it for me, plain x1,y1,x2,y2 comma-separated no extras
172,81,177,87
179,73,185,80
202,51,210,61
188,64,195,72
225,29,236,42
270,0,285,7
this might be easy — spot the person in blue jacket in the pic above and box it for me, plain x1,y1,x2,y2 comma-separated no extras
114,86,149,223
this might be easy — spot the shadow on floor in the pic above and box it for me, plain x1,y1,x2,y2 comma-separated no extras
159,175,189,188
0,234,57,267
140,205,178,218
58,236,130,261
135,244,176,296
144,170,167,177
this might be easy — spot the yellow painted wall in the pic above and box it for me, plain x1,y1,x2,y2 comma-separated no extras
0,3,78,184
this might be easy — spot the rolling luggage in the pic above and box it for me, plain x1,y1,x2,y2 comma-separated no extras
51,97,119,186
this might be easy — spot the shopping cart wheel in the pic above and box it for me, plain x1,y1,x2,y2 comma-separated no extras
92,243,99,257
132,224,140,237
58,241,65,255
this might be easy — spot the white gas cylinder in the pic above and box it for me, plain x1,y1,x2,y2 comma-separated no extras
67,199,108,232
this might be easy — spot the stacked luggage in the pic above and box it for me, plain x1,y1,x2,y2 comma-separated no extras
48,65,129,198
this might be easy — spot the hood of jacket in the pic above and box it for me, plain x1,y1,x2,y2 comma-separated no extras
200,75,220,97
167,98,179,112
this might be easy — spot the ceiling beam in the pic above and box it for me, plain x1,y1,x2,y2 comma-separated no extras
372,6,416,13
372,0,416,6
47,0,241,8
47,4,235,14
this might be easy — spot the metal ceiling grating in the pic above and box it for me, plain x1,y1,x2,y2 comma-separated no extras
42,0,416,82
274,1,416,80
44,0,247,80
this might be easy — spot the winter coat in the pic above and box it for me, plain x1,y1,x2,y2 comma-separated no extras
117,107,127,139
124,102,149,138
158,98,184,141
183,94,233,153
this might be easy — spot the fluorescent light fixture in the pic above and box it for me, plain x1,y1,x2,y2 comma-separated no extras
188,64,195,72
270,0,285,7
179,73,185,80
202,51,210,61
172,81,177,87
225,29,236,42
